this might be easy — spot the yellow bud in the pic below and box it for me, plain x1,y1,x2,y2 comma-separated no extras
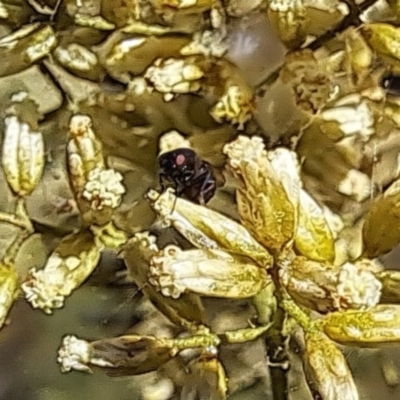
1,115,44,196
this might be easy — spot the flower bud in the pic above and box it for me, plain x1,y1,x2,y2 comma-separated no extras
223,136,298,253
22,229,101,314
147,189,273,268
267,0,306,49
281,258,381,313
149,245,269,299
0,263,19,329
67,114,105,197
323,305,400,346
57,334,173,375
304,331,359,400
1,115,44,197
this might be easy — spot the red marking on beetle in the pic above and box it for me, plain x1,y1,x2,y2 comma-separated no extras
175,154,186,166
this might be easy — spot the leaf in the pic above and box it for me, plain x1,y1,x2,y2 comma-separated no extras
295,189,335,262
362,180,400,257
362,23,400,66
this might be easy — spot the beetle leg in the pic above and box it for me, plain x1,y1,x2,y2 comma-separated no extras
198,170,216,205
159,172,168,191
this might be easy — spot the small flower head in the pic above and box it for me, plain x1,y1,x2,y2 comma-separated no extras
145,58,204,101
58,335,95,373
224,136,298,253
149,245,269,299
22,230,101,314
147,189,273,268
210,85,254,130
335,262,382,310
82,167,125,211
58,334,174,375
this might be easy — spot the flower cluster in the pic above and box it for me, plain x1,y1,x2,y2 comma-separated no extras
3,2,400,400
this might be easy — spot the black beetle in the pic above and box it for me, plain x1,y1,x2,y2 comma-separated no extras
158,148,217,205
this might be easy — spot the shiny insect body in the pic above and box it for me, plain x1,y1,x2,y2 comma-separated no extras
158,148,217,205
381,74,400,96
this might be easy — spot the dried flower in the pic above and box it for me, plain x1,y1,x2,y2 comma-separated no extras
321,96,375,139
1,115,44,197
145,58,204,101
82,167,125,211
22,230,101,314
181,30,228,58
147,189,273,268
161,0,213,9
280,256,339,313
149,245,269,299
54,43,103,80
223,136,297,253
335,262,382,310
58,334,173,375
377,270,400,304
58,329,222,375
158,130,192,154
210,85,254,130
